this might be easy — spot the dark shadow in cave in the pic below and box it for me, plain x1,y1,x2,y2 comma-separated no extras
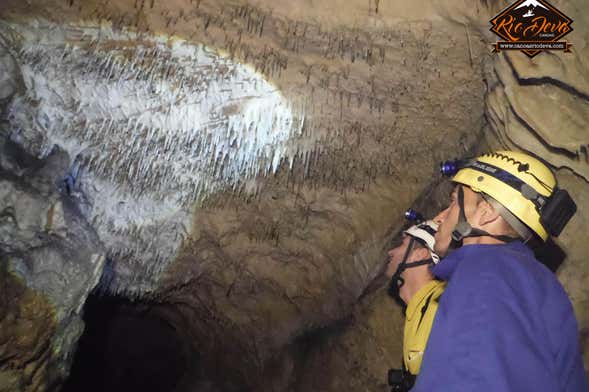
531,237,566,273
61,294,189,392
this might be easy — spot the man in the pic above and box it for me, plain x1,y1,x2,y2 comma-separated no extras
385,220,446,390
414,151,587,391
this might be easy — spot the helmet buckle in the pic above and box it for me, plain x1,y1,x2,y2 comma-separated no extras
452,221,472,242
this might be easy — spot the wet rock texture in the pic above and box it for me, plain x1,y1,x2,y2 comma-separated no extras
0,0,587,391
0,269,57,392
0,46,106,390
0,147,106,392
0,0,489,297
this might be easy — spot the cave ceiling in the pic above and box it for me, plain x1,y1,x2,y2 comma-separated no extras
2,0,588,390
0,0,488,294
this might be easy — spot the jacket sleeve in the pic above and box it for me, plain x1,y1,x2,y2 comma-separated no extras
412,264,561,392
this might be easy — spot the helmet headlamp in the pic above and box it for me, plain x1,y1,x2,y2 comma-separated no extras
439,152,577,240
439,159,466,177
404,208,424,223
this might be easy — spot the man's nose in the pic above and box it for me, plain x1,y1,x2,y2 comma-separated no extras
433,206,450,224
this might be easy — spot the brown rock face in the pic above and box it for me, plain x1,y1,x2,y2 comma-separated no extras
0,0,489,295
484,0,589,181
0,0,588,391
0,268,56,392
1,1,488,389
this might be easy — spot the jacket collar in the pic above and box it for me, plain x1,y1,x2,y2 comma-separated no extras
431,241,530,280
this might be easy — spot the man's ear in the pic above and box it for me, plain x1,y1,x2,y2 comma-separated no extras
477,198,501,226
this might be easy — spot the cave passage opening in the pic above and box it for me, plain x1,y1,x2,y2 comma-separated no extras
61,293,190,392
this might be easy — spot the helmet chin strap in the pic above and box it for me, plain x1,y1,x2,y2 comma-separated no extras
388,237,434,309
451,186,517,244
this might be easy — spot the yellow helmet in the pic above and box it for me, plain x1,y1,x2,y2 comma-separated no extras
440,151,576,241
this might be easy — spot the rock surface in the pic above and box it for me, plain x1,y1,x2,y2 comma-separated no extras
0,0,588,391
0,269,56,392
0,0,490,296
0,143,106,392
0,42,106,392
0,1,489,389
485,0,589,180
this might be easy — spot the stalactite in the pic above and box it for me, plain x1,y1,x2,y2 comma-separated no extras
2,20,325,296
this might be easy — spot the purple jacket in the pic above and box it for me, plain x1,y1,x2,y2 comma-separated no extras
413,242,587,392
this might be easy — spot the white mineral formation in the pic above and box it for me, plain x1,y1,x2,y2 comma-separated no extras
1,20,309,295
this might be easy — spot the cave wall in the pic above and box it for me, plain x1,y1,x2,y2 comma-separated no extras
0,0,588,391
0,41,109,391
299,0,589,390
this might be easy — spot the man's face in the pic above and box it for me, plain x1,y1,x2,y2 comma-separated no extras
385,235,419,278
433,185,481,256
